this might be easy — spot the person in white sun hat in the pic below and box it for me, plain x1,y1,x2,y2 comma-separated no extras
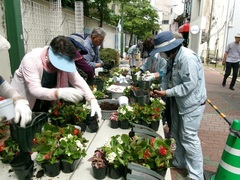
152,31,207,180
10,35,102,121
0,35,32,127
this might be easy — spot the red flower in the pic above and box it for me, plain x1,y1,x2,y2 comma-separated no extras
54,110,59,116
73,129,79,135
159,146,167,155
150,138,155,146
33,138,37,144
143,150,151,159
57,101,62,106
0,145,5,152
0,96,4,101
44,154,50,160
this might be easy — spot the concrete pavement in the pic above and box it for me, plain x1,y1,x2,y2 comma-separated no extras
170,64,240,180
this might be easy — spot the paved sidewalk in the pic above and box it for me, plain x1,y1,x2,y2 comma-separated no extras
170,64,240,180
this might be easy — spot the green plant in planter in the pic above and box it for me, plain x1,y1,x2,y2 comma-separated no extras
99,48,118,66
32,123,63,164
0,137,20,163
101,134,131,168
89,85,106,99
59,128,87,164
48,101,90,126
129,136,173,171
32,123,88,165
117,104,135,123
138,97,166,124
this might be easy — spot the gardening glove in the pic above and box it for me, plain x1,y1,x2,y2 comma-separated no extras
90,98,102,121
0,35,11,51
143,73,155,81
14,99,32,127
135,71,142,76
58,88,84,103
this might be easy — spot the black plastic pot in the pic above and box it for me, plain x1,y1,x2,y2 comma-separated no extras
92,166,107,179
130,89,150,106
10,112,48,152
41,161,61,177
10,152,34,180
94,77,104,91
61,159,79,173
110,120,119,129
119,120,129,129
86,114,99,133
108,165,124,179
150,120,160,131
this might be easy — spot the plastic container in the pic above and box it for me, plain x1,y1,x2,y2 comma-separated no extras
0,98,15,120
10,112,48,152
98,99,119,120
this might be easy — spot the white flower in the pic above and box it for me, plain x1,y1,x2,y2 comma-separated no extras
117,148,123,156
104,138,111,148
106,152,116,163
83,103,91,110
118,108,126,115
150,97,154,101
126,105,133,112
75,140,83,148
68,153,71,156
117,136,123,144
108,78,114,83
159,99,166,105
67,134,73,139
92,87,97,93
60,137,67,142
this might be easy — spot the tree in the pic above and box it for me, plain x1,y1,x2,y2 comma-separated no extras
123,0,159,45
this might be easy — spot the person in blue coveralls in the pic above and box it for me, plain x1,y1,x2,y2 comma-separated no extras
152,31,207,180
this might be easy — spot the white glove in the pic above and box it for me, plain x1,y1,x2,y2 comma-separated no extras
143,73,155,81
135,71,141,76
90,98,102,121
14,99,32,127
58,88,84,103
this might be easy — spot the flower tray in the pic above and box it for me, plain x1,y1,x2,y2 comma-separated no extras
98,99,119,120
10,112,48,152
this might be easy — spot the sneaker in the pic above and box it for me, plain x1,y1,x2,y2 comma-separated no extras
229,87,235,90
222,82,226,87
169,159,187,170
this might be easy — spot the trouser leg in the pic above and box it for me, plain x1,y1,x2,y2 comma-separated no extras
230,62,239,88
223,62,231,85
132,56,136,66
180,105,205,180
171,102,187,168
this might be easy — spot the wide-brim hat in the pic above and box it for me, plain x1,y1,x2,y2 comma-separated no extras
150,31,184,56
68,33,88,55
48,47,76,73
235,33,240,38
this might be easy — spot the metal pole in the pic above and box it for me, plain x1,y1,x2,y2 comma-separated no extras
120,2,124,58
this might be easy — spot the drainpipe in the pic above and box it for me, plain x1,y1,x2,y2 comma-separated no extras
206,0,214,64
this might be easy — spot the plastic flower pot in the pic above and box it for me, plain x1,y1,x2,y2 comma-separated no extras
130,89,150,106
110,120,119,129
10,152,34,180
94,77,104,91
41,161,61,177
108,165,124,179
137,80,151,90
92,166,107,179
98,99,119,120
150,120,160,131
61,159,79,173
10,112,48,152
86,114,99,133
119,120,129,129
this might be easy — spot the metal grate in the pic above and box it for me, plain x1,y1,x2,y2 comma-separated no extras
20,0,82,52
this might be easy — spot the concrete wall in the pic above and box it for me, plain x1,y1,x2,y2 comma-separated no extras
0,1,11,82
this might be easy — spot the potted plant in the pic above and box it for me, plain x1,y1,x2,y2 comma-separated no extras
0,137,20,164
101,134,131,179
48,101,90,132
32,123,63,177
117,104,135,129
88,148,108,179
59,125,88,173
109,112,119,128
129,136,173,176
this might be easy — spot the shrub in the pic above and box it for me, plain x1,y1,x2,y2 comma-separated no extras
100,48,118,66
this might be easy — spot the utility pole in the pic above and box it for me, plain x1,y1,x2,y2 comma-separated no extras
120,2,124,58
